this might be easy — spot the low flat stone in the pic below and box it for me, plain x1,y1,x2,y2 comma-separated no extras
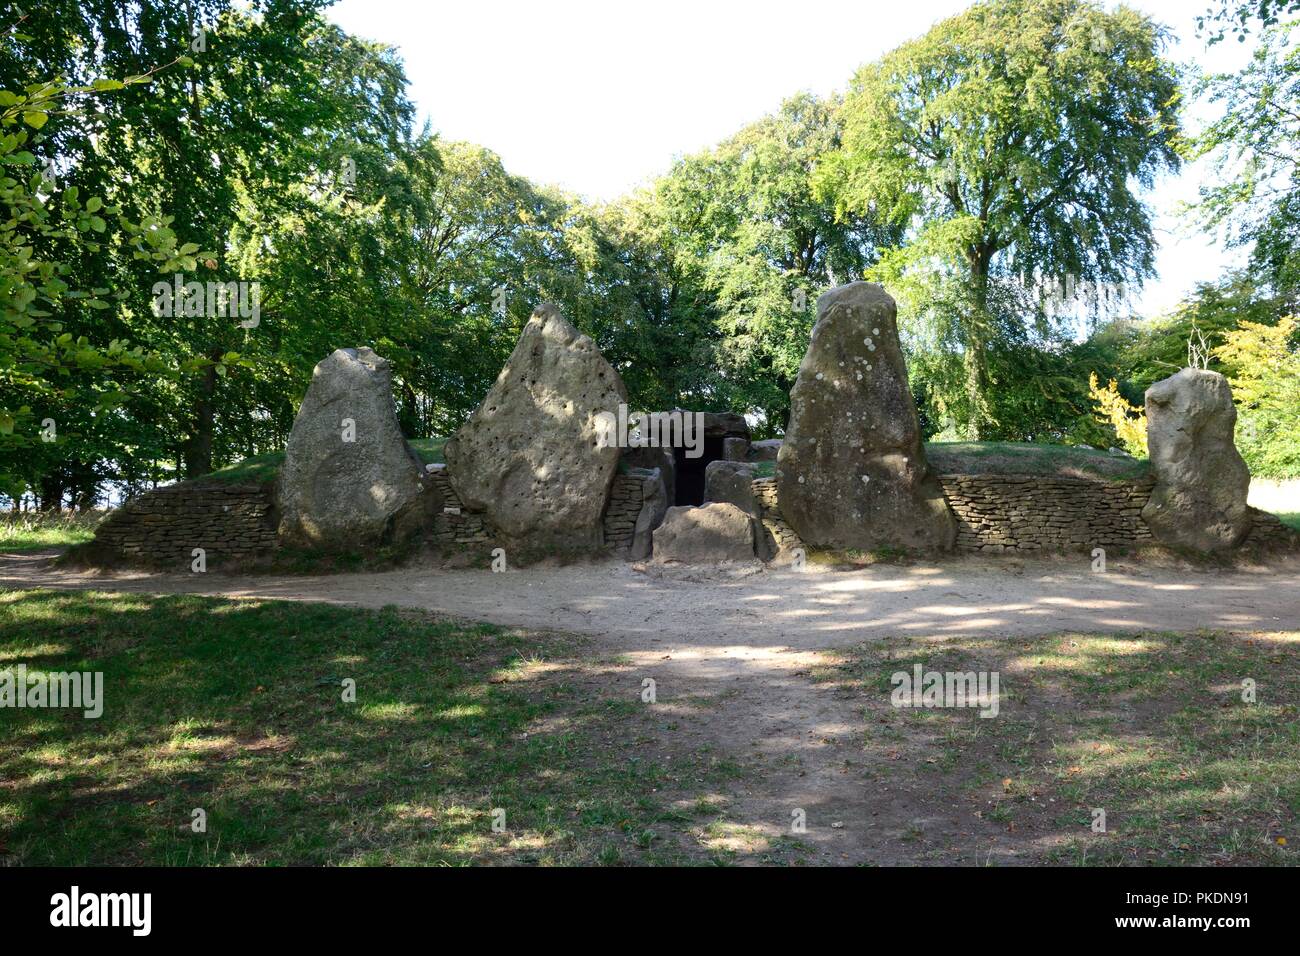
651,503,757,564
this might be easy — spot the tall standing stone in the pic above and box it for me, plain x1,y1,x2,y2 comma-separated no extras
444,303,627,555
1141,368,1252,552
278,347,437,550
777,282,954,552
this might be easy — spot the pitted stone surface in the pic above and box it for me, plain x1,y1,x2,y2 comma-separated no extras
1141,368,1252,552
444,304,627,555
777,282,954,552
278,347,435,550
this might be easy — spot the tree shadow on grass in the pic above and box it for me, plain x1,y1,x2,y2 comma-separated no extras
0,589,691,865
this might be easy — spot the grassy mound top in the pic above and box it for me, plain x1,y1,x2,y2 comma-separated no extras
206,437,447,485
925,441,1150,481
205,438,1147,487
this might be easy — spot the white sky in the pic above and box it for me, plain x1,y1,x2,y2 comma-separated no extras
327,0,1256,320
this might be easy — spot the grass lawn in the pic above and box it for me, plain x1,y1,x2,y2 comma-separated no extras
0,512,101,553
813,631,1300,865
0,589,739,865
3,589,1297,866
1248,478,1300,532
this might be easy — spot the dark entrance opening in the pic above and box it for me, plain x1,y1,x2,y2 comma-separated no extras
673,436,726,506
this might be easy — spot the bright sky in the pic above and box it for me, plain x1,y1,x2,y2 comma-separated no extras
326,0,1256,320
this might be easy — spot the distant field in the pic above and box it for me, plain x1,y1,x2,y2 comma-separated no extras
0,512,101,553
1250,479,1300,531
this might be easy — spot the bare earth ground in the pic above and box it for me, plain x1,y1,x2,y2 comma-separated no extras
5,549,1300,864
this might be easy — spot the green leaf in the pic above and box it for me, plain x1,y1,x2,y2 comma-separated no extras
22,112,48,130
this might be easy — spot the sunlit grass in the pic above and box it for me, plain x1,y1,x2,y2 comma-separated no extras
0,511,102,552
0,589,737,865
817,630,1300,865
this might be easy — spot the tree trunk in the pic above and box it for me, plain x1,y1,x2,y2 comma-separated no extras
183,357,220,477
964,249,994,440
38,475,64,513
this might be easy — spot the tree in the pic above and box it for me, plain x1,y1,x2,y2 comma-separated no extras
819,0,1181,436
1213,315,1300,477
0,65,206,505
1198,0,1300,42
1189,17,1300,311
652,93,900,431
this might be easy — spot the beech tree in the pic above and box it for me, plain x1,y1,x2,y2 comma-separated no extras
819,0,1181,436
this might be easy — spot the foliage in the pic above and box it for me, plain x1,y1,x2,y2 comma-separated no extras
1087,372,1148,457
645,93,901,432
821,0,1181,436
1214,316,1300,477
1188,19,1300,313
4,0,1298,507
1198,0,1300,42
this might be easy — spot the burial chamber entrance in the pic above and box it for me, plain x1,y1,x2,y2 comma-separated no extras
673,436,727,506
671,411,751,506
619,411,750,507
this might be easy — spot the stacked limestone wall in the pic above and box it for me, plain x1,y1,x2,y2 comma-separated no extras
1244,508,1300,550
754,473,1162,555
426,467,495,548
603,473,648,554
937,474,1156,553
77,465,1294,569
78,480,277,568
752,477,803,555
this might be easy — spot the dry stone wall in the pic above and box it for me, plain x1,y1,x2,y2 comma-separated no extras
77,465,1296,570
752,477,803,556
427,467,495,548
756,473,1158,555
79,480,277,568
938,474,1156,553
603,473,648,554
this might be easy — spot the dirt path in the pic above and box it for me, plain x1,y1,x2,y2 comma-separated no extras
5,550,1299,864
6,550,1298,664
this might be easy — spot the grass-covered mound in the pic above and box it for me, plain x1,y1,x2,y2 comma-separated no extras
924,441,1150,481
207,438,1143,486
206,437,448,485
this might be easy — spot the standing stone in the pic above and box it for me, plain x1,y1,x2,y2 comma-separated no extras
622,446,676,510
278,347,437,550
704,460,759,517
777,282,954,552
629,467,668,560
1142,368,1252,552
444,303,627,555
723,437,750,461
749,439,783,462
